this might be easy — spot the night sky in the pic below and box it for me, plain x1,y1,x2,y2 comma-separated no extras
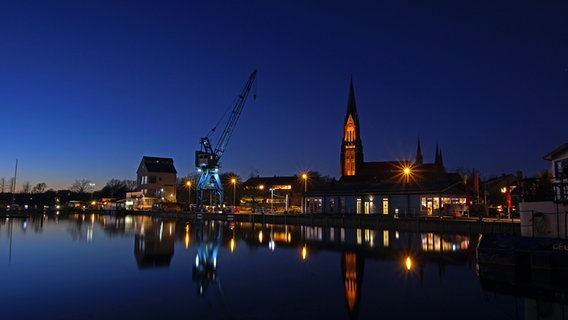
2,1,567,190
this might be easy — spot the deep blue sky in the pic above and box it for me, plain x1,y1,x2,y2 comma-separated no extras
2,1,567,190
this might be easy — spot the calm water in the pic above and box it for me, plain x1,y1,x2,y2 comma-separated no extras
0,213,562,320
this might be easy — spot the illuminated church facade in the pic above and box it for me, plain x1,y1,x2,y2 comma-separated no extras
305,79,467,215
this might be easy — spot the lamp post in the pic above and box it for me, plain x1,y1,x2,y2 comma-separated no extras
403,167,411,215
186,180,192,211
270,188,274,213
231,178,236,211
302,173,308,213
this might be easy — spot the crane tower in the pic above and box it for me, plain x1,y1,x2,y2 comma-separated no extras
195,70,257,210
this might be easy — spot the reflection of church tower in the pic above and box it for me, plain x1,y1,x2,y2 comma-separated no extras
341,252,364,320
340,78,364,177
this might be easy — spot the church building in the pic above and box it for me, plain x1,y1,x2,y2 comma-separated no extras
304,79,467,216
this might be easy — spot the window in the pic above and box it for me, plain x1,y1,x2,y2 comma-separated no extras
555,159,568,179
149,176,157,184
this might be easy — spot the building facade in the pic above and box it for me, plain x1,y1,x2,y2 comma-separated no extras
241,176,304,212
136,156,177,203
544,142,568,204
305,78,466,215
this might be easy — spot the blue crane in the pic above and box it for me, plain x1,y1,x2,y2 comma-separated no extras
195,69,257,210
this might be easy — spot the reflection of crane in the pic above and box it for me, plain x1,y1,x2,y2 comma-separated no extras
192,221,233,318
195,70,257,209
192,221,223,295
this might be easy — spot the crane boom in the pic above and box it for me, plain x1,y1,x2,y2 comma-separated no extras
214,69,257,158
194,70,257,211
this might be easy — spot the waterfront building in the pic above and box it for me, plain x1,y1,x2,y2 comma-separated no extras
136,156,177,202
544,142,568,205
305,78,466,215
241,176,304,212
520,142,568,237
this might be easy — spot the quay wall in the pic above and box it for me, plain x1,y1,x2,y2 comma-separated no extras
158,212,520,236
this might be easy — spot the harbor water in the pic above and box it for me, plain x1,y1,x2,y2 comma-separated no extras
0,213,563,320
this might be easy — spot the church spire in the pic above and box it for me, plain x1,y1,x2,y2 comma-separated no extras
415,137,423,164
345,76,360,125
340,76,364,177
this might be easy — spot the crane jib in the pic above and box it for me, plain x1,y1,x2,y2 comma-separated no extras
194,69,257,209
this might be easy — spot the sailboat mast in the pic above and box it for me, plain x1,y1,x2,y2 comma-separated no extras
12,159,18,202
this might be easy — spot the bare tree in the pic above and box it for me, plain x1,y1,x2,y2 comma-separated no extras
21,181,31,193
0,178,5,193
70,179,94,193
32,182,47,194
124,180,137,191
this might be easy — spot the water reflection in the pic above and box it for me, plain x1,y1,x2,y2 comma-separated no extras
477,235,568,319
134,217,176,268
341,252,364,320
192,220,222,295
0,213,530,319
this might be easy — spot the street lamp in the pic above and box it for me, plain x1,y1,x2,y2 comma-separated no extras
301,173,308,213
270,188,274,213
186,180,192,211
403,167,411,183
231,178,237,210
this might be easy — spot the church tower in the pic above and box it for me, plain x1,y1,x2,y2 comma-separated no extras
340,77,364,177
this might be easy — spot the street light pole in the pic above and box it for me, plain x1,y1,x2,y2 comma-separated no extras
302,173,308,213
231,178,236,212
186,181,192,211
270,188,274,213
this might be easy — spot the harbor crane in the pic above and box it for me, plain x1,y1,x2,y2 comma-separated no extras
195,69,257,210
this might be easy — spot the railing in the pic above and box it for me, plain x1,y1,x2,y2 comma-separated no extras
520,210,568,239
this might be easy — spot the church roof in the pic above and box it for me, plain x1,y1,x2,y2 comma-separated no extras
338,160,454,190
312,173,464,196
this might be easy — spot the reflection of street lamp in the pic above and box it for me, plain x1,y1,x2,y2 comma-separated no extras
405,256,412,270
186,181,192,209
301,244,308,261
231,178,237,208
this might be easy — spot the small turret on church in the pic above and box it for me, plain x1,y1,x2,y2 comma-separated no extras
415,137,423,165
435,144,444,167
340,77,364,177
